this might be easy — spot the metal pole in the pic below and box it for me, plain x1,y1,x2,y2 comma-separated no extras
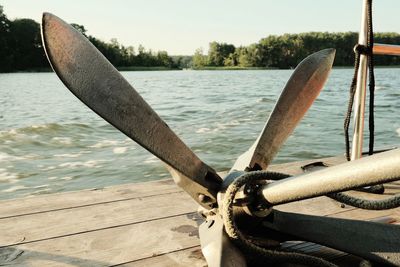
351,0,369,160
260,149,400,206
373,43,400,56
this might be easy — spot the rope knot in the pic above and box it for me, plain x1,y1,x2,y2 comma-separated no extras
353,44,372,55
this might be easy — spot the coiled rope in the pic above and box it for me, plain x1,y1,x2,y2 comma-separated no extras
329,191,400,210
221,171,338,267
221,169,400,265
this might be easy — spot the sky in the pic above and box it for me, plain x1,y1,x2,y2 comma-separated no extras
1,0,400,55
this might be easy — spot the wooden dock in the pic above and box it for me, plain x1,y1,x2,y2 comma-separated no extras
1,155,399,266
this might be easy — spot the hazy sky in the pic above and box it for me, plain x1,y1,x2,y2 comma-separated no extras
2,0,400,55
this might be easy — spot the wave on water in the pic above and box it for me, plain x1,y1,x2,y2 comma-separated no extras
0,123,95,148
0,152,24,162
143,156,159,164
0,168,19,183
2,185,28,193
196,120,241,134
196,127,211,133
54,153,84,158
58,160,103,169
113,147,128,154
256,97,275,103
375,86,387,91
397,128,400,137
0,123,93,136
51,137,73,145
60,176,74,181
89,140,120,148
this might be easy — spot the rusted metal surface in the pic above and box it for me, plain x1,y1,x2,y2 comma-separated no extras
231,49,335,171
41,13,221,208
373,43,400,56
261,148,400,205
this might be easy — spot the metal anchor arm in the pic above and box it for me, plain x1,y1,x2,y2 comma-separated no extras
232,49,335,172
41,12,222,208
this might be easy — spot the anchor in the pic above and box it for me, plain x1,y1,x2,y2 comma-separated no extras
41,12,400,267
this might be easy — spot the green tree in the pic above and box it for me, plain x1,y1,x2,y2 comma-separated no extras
2,2,400,73
0,5,12,72
223,53,237,66
157,51,173,67
9,18,48,71
71,23,88,37
0,5,178,72
171,55,192,69
237,46,253,67
192,48,208,68
257,35,283,67
208,41,235,66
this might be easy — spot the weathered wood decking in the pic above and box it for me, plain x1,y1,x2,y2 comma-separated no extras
1,155,399,266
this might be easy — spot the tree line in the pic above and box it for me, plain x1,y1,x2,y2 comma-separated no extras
71,24,181,69
193,32,400,69
1,5,400,73
0,5,181,72
0,6,48,72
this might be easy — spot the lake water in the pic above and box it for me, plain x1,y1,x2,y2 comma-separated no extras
1,69,400,200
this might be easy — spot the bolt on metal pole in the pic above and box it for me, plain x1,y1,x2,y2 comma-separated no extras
351,0,369,160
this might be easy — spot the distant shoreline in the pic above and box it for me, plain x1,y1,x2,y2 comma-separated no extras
2,65,399,74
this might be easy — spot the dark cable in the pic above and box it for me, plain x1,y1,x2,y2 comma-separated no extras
366,0,375,155
344,47,361,161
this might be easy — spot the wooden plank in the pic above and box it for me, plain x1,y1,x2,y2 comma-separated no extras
0,213,369,267
0,191,198,247
1,154,399,267
0,214,203,267
0,185,359,248
115,246,206,267
0,179,181,219
0,155,344,219
276,196,353,216
268,155,346,175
